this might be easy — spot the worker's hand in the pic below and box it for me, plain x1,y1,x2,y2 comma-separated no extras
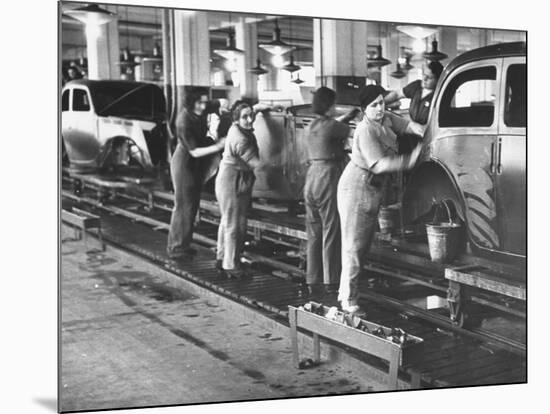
407,143,422,170
408,121,425,137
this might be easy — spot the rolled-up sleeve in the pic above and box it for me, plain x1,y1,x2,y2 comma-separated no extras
358,124,386,170
387,112,410,136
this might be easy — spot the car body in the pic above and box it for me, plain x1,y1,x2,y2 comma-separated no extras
402,41,526,265
61,79,169,173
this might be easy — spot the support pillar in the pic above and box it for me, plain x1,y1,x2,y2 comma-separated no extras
173,10,211,109
313,19,368,102
439,27,458,64
85,5,120,80
235,18,258,101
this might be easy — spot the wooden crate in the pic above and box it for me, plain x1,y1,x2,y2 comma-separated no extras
288,303,424,389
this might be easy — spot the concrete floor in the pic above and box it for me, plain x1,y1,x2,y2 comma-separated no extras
60,225,385,412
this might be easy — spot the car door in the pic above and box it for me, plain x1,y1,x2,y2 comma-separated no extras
430,58,503,252
63,87,99,168
495,57,526,256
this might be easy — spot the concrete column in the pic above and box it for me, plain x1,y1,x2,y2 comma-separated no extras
439,27,458,63
85,5,120,80
235,18,258,101
313,19,368,100
173,10,210,87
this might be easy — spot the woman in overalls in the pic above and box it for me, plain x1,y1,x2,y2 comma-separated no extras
167,89,225,260
338,85,424,314
215,101,260,278
304,87,358,298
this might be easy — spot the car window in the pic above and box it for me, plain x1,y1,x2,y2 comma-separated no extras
61,90,70,112
504,64,526,128
439,66,497,128
73,89,91,112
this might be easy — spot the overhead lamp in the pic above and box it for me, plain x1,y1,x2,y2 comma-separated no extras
396,25,437,40
259,20,296,56
272,54,285,68
64,4,117,25
214,30,244,60
291,73,305,85
283,55,301,73
390,62,406,79
249,58,268,76
423,38,448,61
412,38,425,54
118,47,139,68
403,55,414,71
367,45,391,68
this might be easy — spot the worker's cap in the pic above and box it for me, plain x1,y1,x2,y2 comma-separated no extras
358,84,388,109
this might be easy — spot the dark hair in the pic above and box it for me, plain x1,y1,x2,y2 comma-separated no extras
183,88,208,112
426,61,444,79
358,85,387,110
312,86,336,115
206,99,221,115
231,100,252,122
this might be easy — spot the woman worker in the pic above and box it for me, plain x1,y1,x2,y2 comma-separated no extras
338,85,424,314
304,87,358,298
167,89,226,260
215,101,260,278
384,61,443,152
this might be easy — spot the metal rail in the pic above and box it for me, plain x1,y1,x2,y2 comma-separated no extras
62,187,525,356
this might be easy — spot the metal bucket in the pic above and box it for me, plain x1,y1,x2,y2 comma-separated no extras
378,206,399,234
425,200,463,263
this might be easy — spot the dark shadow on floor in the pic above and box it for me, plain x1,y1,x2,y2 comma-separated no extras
33,397,57,412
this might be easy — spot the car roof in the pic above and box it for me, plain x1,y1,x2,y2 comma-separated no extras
443,41,526,77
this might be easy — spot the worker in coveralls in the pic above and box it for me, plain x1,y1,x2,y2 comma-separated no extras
383,61,443,153
167,89,226,260
215,101,260,278
304,87,358,298
337,85,424,314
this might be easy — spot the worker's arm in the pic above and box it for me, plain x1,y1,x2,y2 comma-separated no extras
384,89,405,105
405,121,425,137
188,139,225,158
370,143,421,174
335,108,360,123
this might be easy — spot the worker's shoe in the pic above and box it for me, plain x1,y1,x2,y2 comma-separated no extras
340,300,366,317
225,268,250,280
307,284,324,302
324,284,338,295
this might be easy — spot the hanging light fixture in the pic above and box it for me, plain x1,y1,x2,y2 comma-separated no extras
423,37,448,61
292,73,305,85
390,35,406,79
249,58,268,75
367,24,391,68
283,17,301,73
214,13,244,60
396,25,437,40
64,3,117,25
400,47,414,71
248,21,269,76
259,19,295,56
117,6,138,76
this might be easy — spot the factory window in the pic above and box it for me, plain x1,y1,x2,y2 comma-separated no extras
61,90,70,112
72,89,91,112
439,66,497,128
504,64,526,127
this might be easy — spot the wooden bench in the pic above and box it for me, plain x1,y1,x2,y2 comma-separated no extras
445,265,526,326
62,208,105,251
288,303,423,390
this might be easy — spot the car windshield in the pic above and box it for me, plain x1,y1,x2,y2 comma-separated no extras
90,83,166,120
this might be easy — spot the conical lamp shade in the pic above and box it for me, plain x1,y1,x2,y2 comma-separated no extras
64,4,117,25
423,39,448,61
403,56,414,71
292,75,305,85
390,62,406,79
283,55,301,73
367,45,391,68
259,24,295,55
214,31,244,60
249,58,268,75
